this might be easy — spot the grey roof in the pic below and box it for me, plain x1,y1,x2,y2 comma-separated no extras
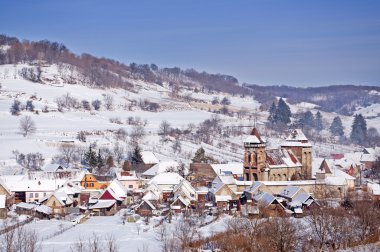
277,185,301,199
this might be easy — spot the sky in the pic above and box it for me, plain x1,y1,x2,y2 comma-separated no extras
1,0,380,87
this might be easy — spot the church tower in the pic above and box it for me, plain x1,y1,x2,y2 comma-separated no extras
281,129,313,179
243,128,267,181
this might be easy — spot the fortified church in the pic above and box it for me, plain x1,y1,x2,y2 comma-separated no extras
243,128,312,182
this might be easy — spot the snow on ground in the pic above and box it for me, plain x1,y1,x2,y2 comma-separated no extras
25,213,229,252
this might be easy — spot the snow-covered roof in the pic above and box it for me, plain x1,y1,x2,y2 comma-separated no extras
211,163,243,175
16,202,37,210
210,181,227,194
292,191,313,204
172,195,191,207
148,172,183,186
243,128,266,144
141,151,159,164
277,185,301,199
53,189,74,206
244,135,261,144
367,182,380,195
42,163,64,172
312,158,325,178
142,191,159,201
266,149,302,168
213,174,236,185
173,180,196,201
244,181,264,194
35,205,52,215
138,200,156,210
142,160,179,177
325,176,347,186
285,129,308,142
116,170,139,181
253,191,279,208
0,195,5,208
89,199,116,209
107,179,128,199
1,175,67,192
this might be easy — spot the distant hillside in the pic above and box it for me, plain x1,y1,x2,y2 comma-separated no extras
1,34,379,116
245,84,380,115
0,34,248,95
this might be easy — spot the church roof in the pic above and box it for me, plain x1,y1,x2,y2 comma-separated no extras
266,149,302,168
244,128,266,144
286,129,308,142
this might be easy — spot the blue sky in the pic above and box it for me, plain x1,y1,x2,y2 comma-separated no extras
1,0,380,86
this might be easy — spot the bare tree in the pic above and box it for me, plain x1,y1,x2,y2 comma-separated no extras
70,236,87,252
19,115,36,137
89,233,102,252
57,144,78,167
130,125,146,145
103,94,114,110
158,120,171,137
1,222,40,252
256,217,301,252
112,142,124,165
105,234,119,252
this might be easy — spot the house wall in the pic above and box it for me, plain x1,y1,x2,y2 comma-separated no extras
119,180,142,191
25,191,51,203
80,174,108,190
267,167,302,182
44,195,65,215
0,185,13,206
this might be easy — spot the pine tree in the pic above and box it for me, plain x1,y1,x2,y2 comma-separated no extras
350,114,367,145
84,146,97,169
267,102,277,126
131,145,143,164
276,98,291,124
314,111,323,131
301,111,315,131
96,150,104,169
192,147,206,163
10,99,21,115
26,100,34,111
330,116,344,137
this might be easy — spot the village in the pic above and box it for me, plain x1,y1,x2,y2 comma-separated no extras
0,127,379,251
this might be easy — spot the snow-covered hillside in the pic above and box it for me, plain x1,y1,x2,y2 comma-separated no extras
0,63,379,173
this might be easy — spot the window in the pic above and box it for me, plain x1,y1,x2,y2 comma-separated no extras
35,193,39,198
128,185,133,189
90,183,94,187
29,193,33,198
43,193,47,197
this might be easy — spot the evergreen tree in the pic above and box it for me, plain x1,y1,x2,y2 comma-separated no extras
267,102,277,126
276,98,291,124
84,146,97,169
192,147,207,163
96,150,104,169
26,100,34,111
10,99,21,115
130,145,143,164
330,116,344,137
300,111,315,131
350,114,367,145
314,111,323,131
